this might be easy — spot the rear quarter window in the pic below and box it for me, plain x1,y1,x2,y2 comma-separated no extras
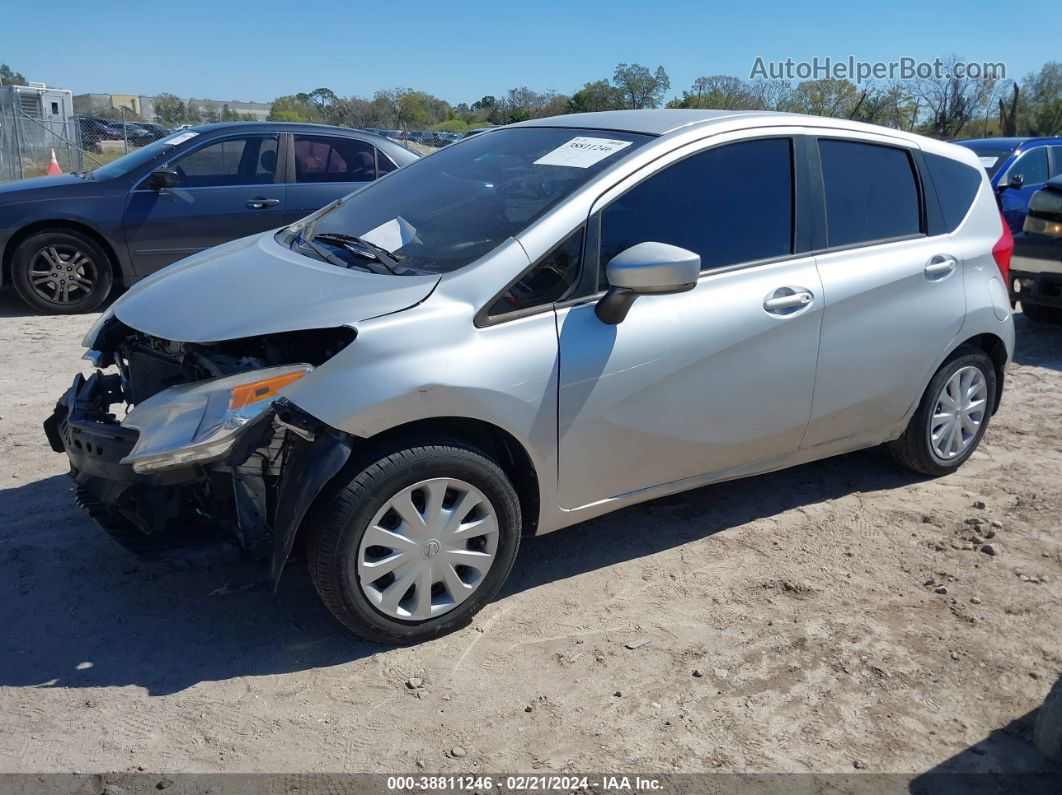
819,139,922,248
925,152,983,232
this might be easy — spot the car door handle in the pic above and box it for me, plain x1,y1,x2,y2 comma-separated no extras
763,288,814,314
924,255,958,278
246,198,280,209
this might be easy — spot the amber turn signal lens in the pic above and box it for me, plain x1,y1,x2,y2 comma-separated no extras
229,370,306,410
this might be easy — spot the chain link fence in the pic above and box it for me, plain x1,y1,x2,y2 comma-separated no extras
0,110,471,183
0,108,178,182
0,107,96,181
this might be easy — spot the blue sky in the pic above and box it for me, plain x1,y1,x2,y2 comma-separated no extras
3,0,1056,105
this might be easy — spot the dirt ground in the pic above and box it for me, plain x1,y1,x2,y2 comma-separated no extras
0,290,1060,778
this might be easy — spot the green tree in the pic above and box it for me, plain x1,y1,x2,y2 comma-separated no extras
153,93,188,126
0,63,27,86
372,88,451,130
668,75,757,109
1022,62,1062,135
612,63,670,109
268,95,313,122
470,95,503,124
567,80,621,113
856,83,921,130
374,88,413,129
787,78,862,118
304,87,341,123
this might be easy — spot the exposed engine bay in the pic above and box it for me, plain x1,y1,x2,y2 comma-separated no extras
93,322,356,403
44,318,356,585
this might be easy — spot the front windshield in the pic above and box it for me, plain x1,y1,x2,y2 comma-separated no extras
959,144,1017,177
90,132,199,180
302,127,651,274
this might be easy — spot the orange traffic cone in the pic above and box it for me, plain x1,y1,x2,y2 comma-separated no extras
46,148,62,176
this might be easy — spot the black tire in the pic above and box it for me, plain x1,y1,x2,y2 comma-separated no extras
888,346,997,477
1022,302,1062,326
306,438,522,644
11,229,113,314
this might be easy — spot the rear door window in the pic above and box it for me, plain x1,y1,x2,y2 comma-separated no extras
599,137,794,286
1050,146,1062,178
294,135,378,183
819,139,921,248
1005,147,1049,186
924,152,983,232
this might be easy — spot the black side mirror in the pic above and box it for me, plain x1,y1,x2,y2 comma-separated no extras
148,168,179,190
1006,173,1024,190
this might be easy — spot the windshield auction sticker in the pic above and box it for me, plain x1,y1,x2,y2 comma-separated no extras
979,156,998,167
534,137,632,168
163,131,199,146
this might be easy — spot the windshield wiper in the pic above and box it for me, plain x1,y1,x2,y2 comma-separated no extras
312,232,403,275
293,229,383,274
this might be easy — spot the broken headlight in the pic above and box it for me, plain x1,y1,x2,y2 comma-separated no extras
120,365,312,474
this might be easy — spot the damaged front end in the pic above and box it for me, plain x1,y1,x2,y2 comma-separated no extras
43,319,354,587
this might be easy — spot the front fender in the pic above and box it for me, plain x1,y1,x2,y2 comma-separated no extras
270,401,352,588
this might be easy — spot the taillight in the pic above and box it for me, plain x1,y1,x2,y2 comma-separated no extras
992,212,1013,283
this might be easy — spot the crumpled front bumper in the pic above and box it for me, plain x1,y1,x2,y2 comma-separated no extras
44,371,352,585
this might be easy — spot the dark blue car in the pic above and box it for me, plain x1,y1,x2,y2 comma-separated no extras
0,122,418,313
955,136,1062,233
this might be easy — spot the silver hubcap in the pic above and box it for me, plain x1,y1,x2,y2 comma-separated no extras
28,245,97,305
930,366,987,461
357,478,499,621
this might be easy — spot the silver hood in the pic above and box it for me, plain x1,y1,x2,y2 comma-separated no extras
106,231,440,343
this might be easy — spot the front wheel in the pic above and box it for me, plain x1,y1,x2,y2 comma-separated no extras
11,229,113,314
306,439,522,644
888,347,997,477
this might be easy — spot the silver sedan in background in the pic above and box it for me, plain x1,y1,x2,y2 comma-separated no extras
47,109,1015,643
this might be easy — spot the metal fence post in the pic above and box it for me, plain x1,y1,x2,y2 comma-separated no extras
13,108,24,180
0,108,7,182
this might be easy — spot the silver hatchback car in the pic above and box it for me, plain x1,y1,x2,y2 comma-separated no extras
46,110,1015,643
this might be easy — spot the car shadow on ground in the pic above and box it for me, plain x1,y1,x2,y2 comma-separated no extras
1013,311,1062,372
0,448,922,696
0,290,39,318
908,707,1061,793
506,446,920,596
0,288,120,319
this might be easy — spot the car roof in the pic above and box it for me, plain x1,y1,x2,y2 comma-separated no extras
509,109,952,141
510,109,983,171
510,109,779,136
956,136,1062,147
185,121,418,159
191,121,371,135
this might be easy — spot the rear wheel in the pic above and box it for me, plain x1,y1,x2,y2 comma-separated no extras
1022,302,1062,326
11,229,113,314
888,347,997,477
306,439,522,644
